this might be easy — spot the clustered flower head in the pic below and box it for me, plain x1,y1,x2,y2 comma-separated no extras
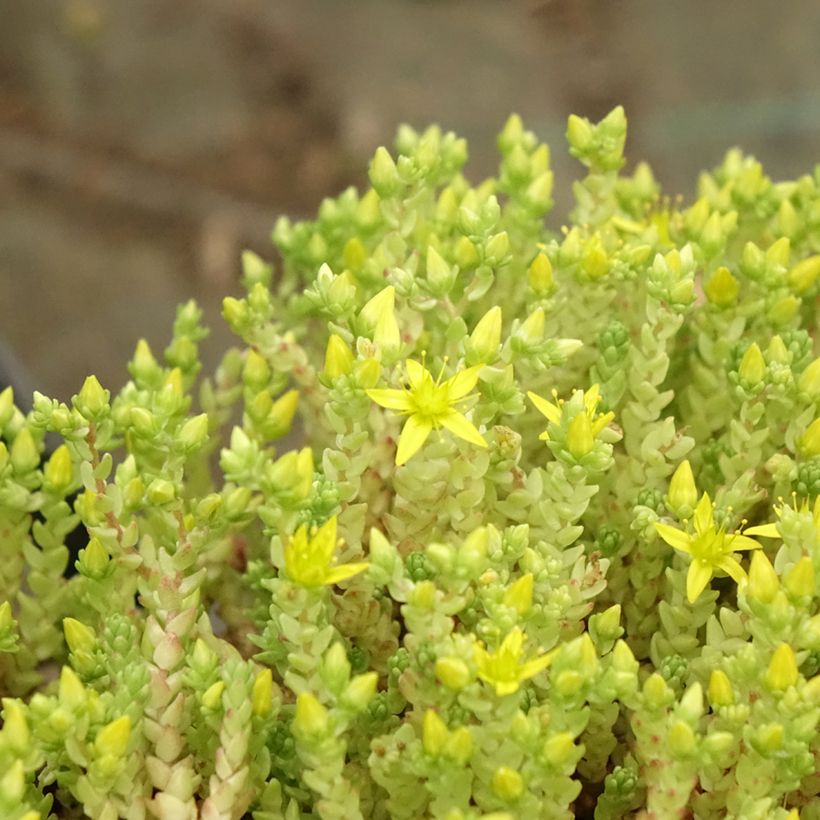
0,107,818,819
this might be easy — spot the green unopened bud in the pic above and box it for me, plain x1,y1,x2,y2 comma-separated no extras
498,113,524,152
527,253,554,293
0,760,25,804
518,308,545,342
704,266,739,306
754,722,784,754
222,296,249,330
423,710,448,757
667,459,697,518
0,601,12,632
800,418,820,457
129,407,155,437
668,720,696,757
458,527,488,575
147,479,175,505
324,335,354,379
766,643,798,691
244,349,271,388
799,358,820,397
369,147,400,196
784,556,815,598
443,726,473,765
2,699,29,754
323,643,351,693
503,573,533,616
426,246,456,294
63,617,96,655
361,286,396,328
492,766,524,800
612,640,637,673
643,673,673,710
75,375,109,418
44,444,73,492
591,604,622,642
131,338,161,383
526,171,554,211
178,413,209,450
566,114,593,153
435,657,471,690
251,669,274,716
10,429,39,473
679,682,704,722
766,335,790,365
582,236,609,279
241,249,273,288
293,692,329,738
748,550,779,603
789,255,820,294
739,343,766,385
485,231,510,262
768,295,800,325
567,412,594,459
454,236,480,270
341,672,378,711
0,442,7,472
78,537,110,578
543,732,576,768
708,670,734,707
0,387,14,430
468,306,502,362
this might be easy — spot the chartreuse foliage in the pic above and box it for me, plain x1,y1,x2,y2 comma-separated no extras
2,107,820,819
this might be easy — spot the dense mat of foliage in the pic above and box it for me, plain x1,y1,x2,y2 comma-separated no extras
1,108,820,819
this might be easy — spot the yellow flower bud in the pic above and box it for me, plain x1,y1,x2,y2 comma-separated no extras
766,644,798,691
486,231,510,261
252,669,273,716
0,601,12,632
147,478,175,505
668,720,696,757
178,413,209,450
342,672,378,711
754,722,783,753
748,550,780,604
704,266,739,306
492,766,524,800
643,673,673,710
44,444,73,491
356,358,382,389
2,699,30,754
582,236,609,279
342,237,367,272
360,286,395,328
163,367,183,396
527,253,554,293
708,670,734,707
132,338,160,381
324,335,354,379
202,681,225,710
0,760,25,803
667,459,697,517
422,710,448,757
503,573,534,616
244,349,271,387
454,236,479,270
789,255,820,294
63,617,96,655
566,412,594,459
293,692,329,737
798,358,820,397
566,114,593,152
799,418,820,457
0,386,13,430
526,171,554,210
468,306,502,363
766,335,790,365
58,666,87,710
75,375,109,417
739,343,766,385
543,731,576,768
95,716,131,758
435,657,471,690
518,308,545,342
267,390,300,439
784,557,815,598
768,295,800,325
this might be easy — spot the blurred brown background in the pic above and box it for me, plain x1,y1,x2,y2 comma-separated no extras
1,0,819,401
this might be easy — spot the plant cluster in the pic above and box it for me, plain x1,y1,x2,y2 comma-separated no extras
1,107,820,818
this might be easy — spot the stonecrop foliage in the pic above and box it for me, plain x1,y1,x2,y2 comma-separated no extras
2,107,820,819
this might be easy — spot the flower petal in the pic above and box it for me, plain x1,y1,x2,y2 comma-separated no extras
405,359,428,390
744,522,780,539
312,516,338,563
727,534,763,552
654,522,692,553
395,415,433,465
716,556,747,585
323,562,369,585
527,391,561,424
694,493,714,534
366,388,412,411
491,679,521,697
686,559,714,603
445,366,482,400
518,651,555,683
439,411,487,448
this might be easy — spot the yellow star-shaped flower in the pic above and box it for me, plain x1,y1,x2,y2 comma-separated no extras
367,358,487,465
284,516,368,588
473,627,555,697
654,493,779,603
528,383,614,442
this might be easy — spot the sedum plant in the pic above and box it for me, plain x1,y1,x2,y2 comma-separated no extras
1,106,820,819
